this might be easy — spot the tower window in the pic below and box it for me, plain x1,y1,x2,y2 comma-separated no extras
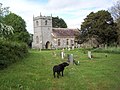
45,20,47,25
36,21,39,26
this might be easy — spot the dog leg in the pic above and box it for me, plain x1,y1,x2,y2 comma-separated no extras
62,71,64,76
57,72,60,78
53,72,56,78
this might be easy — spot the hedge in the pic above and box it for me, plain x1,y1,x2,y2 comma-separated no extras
0,39,28,69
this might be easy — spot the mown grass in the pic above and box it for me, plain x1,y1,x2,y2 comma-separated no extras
92,47,120,54
0,49,120,90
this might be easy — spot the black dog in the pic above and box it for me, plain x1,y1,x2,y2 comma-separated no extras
53,62,69,78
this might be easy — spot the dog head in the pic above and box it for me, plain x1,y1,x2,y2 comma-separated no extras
62,62,69,67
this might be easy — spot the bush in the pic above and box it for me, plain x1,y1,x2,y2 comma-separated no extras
0,39,28,69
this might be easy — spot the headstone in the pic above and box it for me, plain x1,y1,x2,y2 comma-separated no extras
88,51,92,59
68,47,70,51
61,48,64,59
78,44,80,48
78,61,80,64
72,46,74,50
105,44,107,49
61,51,64,59
68,54,73,64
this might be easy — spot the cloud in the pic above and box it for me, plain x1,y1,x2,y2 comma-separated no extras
0,0,117,34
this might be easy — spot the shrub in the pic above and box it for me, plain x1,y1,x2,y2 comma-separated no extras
0,39,28,69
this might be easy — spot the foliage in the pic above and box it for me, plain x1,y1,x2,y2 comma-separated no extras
109,1,120,21
0,39,28,69
0,3,10,22
116,18,120,44
28,33,33,48
0,23,14,40
52,16,67,28
0,3,29,70
0,49,120,89
109,1,120,44
81,10,118,45
3,13,30,45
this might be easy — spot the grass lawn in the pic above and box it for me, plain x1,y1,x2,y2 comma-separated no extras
0,49,120,90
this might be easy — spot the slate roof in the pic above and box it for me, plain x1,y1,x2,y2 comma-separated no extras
52,28,79,37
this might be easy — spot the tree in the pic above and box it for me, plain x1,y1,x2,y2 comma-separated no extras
109,1,120,21
109,1,120,45
52,16,67,28
81,10,118,45
0,23,14,40
0,3,13,40
3,13,30,45
0,3,10,23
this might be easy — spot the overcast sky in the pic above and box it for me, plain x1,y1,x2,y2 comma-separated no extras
0,0,118,34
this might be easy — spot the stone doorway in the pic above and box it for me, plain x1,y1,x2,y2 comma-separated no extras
45,41,51,49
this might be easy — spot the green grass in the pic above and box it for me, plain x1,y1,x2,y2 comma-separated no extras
92,47,120,54
0,49,120,90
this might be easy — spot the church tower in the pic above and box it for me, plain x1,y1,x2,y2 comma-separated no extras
32,13,52,49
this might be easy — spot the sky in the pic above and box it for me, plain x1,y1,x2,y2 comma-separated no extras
0,0,119,34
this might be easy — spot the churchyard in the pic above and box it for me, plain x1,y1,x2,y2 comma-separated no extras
0,48,120,90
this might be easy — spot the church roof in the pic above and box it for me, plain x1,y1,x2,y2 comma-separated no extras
52,28,79,37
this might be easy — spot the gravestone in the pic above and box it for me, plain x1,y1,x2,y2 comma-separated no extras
72,46,74,50
88,51,92,59
68,54,73,64
61,51,64,59
61,48,64,59
68,47,70,51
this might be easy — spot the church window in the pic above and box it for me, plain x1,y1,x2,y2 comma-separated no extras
58,39,60,46
66,39,69,45
36,36,39,44
36,21,39,26
45,20,47,25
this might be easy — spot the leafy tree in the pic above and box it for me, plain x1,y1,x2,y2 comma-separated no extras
0,23,14,40
3,13,30,45
109,1,120,45
0,3,10,22
109,1,120,21
0,3,13,40
52,16,67,28
81,10,118,45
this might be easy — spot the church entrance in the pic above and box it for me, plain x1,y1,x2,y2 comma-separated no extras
45,41,51,49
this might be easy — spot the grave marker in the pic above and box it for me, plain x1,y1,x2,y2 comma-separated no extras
88,51,92,59
61,48,64,59
68,54,73,64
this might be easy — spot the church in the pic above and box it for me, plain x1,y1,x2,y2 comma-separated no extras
32,14,79,49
